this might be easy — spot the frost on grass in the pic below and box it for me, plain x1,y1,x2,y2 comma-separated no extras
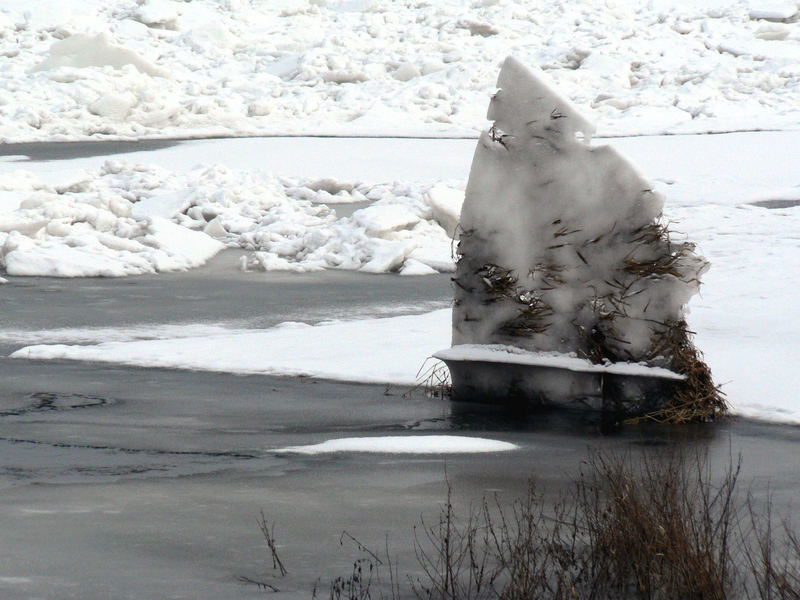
449,57,724,423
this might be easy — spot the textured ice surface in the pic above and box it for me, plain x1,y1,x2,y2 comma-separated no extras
0,162,459,277
2,0,800,142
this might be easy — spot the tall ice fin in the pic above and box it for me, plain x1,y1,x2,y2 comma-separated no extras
452,56,708,369
488,56,596,143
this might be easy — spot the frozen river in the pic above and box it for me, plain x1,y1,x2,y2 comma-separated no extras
1,253,800,599
1,135,799,598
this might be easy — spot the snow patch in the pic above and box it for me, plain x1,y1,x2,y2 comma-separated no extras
275,436,519,455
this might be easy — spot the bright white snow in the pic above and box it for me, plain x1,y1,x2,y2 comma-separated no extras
11,309,453,386
1,0,799,142
275,436,519,455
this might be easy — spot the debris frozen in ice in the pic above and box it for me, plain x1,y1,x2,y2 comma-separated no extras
447,57,724,422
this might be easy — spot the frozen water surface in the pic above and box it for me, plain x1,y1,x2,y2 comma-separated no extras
0,133,798,597
1,266,800,599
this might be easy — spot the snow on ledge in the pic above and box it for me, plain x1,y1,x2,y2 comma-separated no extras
434,345,685,381
275,436,519,455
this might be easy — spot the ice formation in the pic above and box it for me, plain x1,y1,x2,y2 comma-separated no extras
0,162,459,277
2,0,800,142
447,57,722,420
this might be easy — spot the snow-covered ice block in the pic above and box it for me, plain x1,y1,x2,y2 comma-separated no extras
131,190,191,220
359,239,412,273
425,184,463,237
488,56,595,142
399,258,438,276
145,216,224,269
448,56,716,418
88,93,137,120
352,204,420,235
30,33,167,77
132,0,183,30
748,0,798,20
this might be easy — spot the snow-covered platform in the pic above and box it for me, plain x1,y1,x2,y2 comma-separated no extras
434,345,685,412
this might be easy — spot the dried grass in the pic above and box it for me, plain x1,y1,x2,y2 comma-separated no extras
452,214,724,424
626,320,727,424
264,448,800,600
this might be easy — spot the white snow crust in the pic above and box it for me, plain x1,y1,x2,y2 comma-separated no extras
1,0,800,142
276,436,518,455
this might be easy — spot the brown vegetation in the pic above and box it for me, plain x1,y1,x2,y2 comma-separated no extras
244,449,800,599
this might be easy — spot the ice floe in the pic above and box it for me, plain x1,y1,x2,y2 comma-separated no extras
11,309,453,385
275,436,519,455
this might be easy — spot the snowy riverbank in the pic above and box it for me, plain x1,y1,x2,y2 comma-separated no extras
1,0,799,142
2,132,799,422
2,132,799,279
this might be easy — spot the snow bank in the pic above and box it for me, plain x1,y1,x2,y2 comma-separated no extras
275,436,518,455
2,0,800,142
0,161,460,277
11,309,453,385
